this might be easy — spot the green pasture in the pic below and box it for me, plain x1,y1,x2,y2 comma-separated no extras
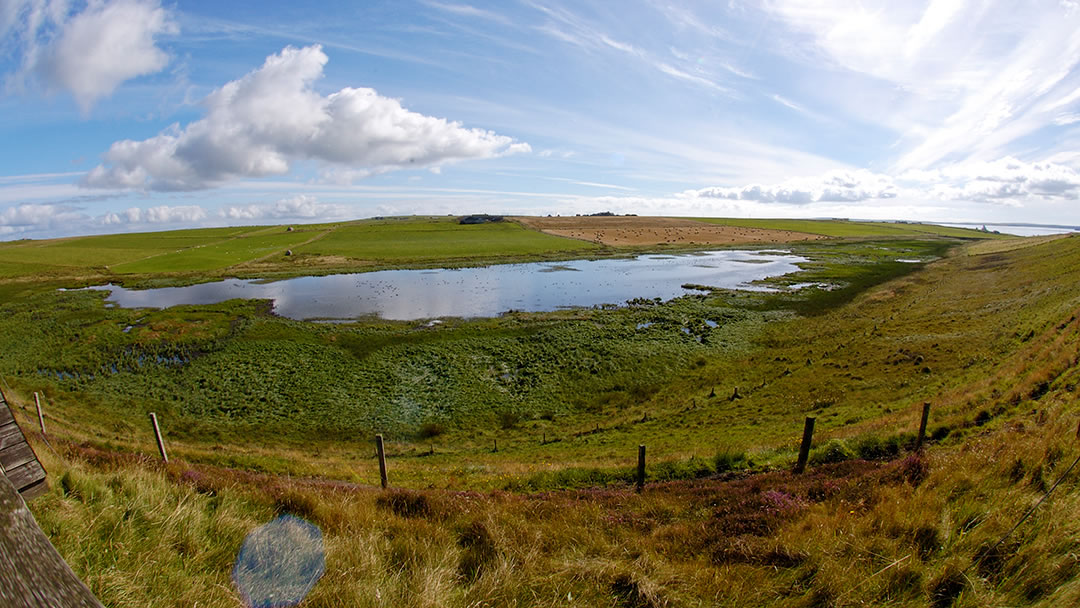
0,225,273,276
0,217,603,281
293,216,600,262
110,231,318,273
0,216,1006,284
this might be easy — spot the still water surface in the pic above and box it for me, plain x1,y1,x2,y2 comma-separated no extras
86,250,806,321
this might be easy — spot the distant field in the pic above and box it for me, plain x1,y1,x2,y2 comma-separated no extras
514,215,826,246
0,217,601,280
694,217,1009,239
0,225,275,277
295,217,600,262
0,217,1010,283
111,231,320,274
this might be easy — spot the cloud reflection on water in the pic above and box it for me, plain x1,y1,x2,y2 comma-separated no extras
84,251,806,321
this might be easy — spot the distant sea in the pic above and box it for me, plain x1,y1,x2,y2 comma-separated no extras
933,223,1077,237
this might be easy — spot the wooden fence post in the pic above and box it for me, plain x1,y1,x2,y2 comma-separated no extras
636,445,646,492
794,417,815,474
916,403,931,450
148,413,168,463
34,392,45,435
375,434,388,489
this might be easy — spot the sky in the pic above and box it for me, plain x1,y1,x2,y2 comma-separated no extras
2,0,1080,240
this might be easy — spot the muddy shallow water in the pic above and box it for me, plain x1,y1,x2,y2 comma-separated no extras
84,250,807,321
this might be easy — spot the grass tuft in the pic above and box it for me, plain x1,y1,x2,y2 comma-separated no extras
713,449,752,473
927,561,968,608
809,439,856,466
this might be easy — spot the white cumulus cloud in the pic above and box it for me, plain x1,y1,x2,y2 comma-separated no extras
685,159,1080,209
0,202,86,235
220,195,351,221
3,0,176,112
83,45,530,191
684,169,898,204
903,157,1080,202
0,200,207,238
100,204,207,225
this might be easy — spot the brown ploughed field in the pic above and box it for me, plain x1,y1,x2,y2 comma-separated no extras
512,215,826,246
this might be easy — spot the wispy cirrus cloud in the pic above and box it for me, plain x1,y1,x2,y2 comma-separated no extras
765,0,1080,170
527,1,735,96
422,1,512,25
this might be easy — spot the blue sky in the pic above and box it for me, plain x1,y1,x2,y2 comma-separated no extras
2,0,1080,239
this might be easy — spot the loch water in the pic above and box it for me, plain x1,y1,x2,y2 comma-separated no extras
84,250,807,321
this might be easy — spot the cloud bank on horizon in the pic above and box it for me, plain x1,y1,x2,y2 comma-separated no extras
1,0,1079,238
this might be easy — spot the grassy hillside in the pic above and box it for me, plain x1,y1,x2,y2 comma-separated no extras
0,217,603,283
0,216,1002,288
291,217,599,262
4,233,1080,606
0,237,961,487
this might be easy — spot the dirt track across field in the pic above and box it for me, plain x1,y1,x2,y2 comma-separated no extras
512,216,826,247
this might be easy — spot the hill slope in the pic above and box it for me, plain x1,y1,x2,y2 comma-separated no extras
4,235,1080,606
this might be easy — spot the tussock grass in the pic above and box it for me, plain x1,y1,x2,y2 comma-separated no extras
18,393,1080,606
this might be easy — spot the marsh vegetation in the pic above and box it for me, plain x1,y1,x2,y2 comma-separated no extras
2,217,1077,607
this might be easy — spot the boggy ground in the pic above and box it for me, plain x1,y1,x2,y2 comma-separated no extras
0,237,962,488
7,234,1080,606
513,215,828,246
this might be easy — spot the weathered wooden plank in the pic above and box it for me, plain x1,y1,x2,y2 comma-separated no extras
0,398,48,499
4,460,46,493
0,472,105,607
1,443,37,472
18,479,49,501
0,422,24,450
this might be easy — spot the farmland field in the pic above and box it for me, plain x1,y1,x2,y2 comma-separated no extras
2,218,1079,607
513,215,829,246
1,216,996,284
293,216,601,262
0,216,605,283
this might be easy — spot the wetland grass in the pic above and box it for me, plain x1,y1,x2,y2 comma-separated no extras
2,222,1079,606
